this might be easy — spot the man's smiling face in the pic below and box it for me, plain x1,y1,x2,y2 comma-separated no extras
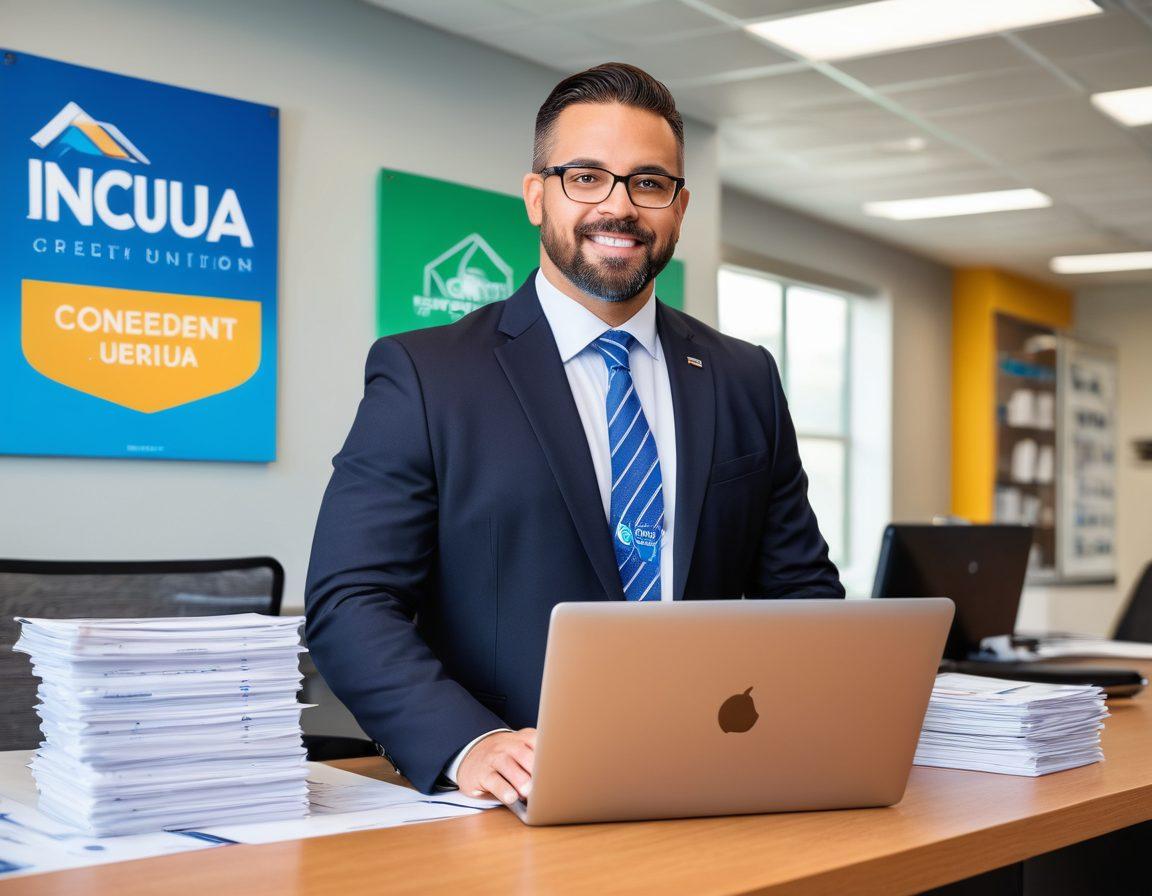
524,102,690,305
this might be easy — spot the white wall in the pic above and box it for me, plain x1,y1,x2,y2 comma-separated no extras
1059,284,1152,636
0,0,720,608
720,186,954,591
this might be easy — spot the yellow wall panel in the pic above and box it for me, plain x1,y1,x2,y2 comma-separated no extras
951,268,1072,522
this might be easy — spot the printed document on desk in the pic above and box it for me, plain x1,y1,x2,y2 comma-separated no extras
191,763,501,845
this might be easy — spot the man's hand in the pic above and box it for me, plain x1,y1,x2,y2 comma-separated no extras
456,728,536,805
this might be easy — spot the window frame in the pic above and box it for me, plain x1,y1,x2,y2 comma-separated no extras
717,263,855,567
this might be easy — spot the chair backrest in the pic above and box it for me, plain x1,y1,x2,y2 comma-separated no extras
1114,561,1152,643
0,557,284,751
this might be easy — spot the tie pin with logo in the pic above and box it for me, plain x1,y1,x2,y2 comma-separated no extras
686,356,703,368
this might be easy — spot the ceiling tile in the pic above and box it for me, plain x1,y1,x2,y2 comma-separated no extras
886,207,1090,237
1015,147,1152,198
1115,221,1152,243
883,67,1075,116
692,0,834,21
848,172,1024,203
1021,234,1127,254
856,213,1102,264
1016,145,1152,178
498,0,624,16
1058,49,1152,93
1030,160,1152,204
719,103,918,155
726,172,844,206
1069,194,1152,226
1061,269,1152,287
949,241,1109,261
726,165,1015,207
797,146,985,182
477,22,630,65
364,0,528,32
1041,160,1152,192
557,1,726,41
1014,11,1152,60
928,97,1135,162
676,68,854,121
611,29,794,83
832,38,1032,89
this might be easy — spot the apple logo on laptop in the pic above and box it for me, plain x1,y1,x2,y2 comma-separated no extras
718,686,758,733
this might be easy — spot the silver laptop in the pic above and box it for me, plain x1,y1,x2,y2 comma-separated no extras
511,597,953,825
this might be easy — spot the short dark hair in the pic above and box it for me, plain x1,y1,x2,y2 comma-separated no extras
533,62,685,173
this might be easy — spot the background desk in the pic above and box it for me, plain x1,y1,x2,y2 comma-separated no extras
7,659,1152,896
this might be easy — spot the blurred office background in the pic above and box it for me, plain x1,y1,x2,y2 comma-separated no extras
3,0,1151,641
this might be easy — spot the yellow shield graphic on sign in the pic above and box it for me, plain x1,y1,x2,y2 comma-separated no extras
21,280,262,414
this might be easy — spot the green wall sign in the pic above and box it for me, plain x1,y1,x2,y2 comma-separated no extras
377,168,684,337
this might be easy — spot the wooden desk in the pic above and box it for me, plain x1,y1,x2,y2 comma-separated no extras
9,661,1152,896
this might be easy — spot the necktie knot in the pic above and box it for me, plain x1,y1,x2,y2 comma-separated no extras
592,331,635,372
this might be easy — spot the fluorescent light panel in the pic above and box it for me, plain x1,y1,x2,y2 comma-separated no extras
747,0,1102,62
1051,252,1152,274
864,189,1052,221
1091,85,1152,127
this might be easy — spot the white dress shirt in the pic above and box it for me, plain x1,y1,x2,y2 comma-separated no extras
444,268,679,786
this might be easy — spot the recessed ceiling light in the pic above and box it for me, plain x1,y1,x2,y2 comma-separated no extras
863,189,1052,220
746,0,1102,62
1091,85,1152,127
1050,252,1152,274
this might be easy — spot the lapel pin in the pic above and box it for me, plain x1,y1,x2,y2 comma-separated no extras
686,356,703,368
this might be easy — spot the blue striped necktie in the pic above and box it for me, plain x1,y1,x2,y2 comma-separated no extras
592,331,664,602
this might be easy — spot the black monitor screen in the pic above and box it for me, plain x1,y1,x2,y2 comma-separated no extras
872,524,1033,660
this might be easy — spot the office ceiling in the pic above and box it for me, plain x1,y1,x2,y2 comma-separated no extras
364,0,1152,287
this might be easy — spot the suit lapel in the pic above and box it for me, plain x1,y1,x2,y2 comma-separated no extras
658,303,716,602
495,277,625,602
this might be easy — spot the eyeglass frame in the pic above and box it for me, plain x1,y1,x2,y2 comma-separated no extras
538,164,687,209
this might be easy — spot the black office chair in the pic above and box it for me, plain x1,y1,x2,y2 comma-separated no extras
1113,561,1152,643
0,557,375,761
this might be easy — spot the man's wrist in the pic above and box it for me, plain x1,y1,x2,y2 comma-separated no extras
441,728,513,787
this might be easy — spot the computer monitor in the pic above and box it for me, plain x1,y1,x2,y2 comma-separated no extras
872,524,1033,661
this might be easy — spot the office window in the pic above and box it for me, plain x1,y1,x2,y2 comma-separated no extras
717,267,782,359
717,266,852,566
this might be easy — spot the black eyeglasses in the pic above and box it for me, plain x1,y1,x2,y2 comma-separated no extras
539,165,686,209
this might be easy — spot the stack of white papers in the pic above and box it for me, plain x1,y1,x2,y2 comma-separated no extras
13,614,310,835
914,673,1108,777
0,748,501,880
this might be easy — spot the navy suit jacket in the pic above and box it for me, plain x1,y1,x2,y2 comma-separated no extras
305,271,843,792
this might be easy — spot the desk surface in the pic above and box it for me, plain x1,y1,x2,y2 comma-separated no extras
8,660,1152,896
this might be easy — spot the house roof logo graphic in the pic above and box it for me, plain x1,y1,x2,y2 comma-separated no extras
30,101,150,164
423,233,512,301
412,233,514,321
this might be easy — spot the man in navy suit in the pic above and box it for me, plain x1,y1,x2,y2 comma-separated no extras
305,63,843,803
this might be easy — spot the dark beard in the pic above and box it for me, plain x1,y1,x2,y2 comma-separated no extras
540,213,677,303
